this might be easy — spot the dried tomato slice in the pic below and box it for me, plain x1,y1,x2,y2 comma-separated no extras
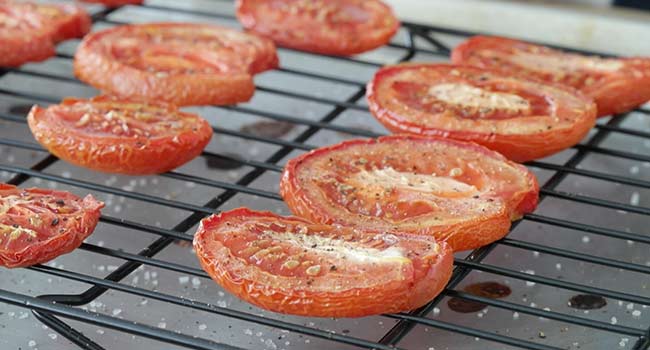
281,135,539,251
0,183,103,268
367,63,597,162
452,36,650,117
27,96,213,175
74,23,278,106
236,0,399,55
193,208,453,317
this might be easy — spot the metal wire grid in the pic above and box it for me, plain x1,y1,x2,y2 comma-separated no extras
0,1,648,350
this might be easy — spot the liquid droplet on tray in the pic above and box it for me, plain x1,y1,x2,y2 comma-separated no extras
567,294,607,310
447,281,512,313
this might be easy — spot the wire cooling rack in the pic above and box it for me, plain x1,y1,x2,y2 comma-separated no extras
0,1,649,350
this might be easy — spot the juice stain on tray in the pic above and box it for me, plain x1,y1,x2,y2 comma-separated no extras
205,153,244,170
567,294,607,310
239,121,295,138
447,281,512,313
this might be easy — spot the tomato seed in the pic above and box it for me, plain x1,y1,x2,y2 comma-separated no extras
238,246,260,257
267,253,284,262
251,248,271,260
449,167,463,177
281,260,300,270
305,265,321,276
254,239,272,248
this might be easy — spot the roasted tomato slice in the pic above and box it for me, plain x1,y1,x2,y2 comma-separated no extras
0,2,55,67
12,1,91,42
193,208,453,317
0,183,103,268
74,23,278,106
236,0,399,56
27,96,213,175
280,135,539,251
451,36,650,117
367,63,597,162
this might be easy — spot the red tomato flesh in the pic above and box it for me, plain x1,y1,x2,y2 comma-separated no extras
281,135,539,251
452,36,650,117
0,2,55,67
236,0,399,56
13,1,91,42
27,96,213,175
0,183,104,268
74,23,278,106
367,63,597,162
193,208,453,317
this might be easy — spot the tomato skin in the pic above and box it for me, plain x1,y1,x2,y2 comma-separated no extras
27,96,213,175
193,207,453,317
0,1,90,67
367,63,597,162
0,3,55,67
236,0,399,56
451,36,650,117
0,183,104,268
17,1,91,42
74,23,278,106
281,135,538,252
44,3,91,42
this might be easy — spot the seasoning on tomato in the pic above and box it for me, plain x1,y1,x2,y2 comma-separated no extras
193,207,453,317
0,2,55,67
280,135,539,252
236,0,399,56
27,96,213,175
367,63,597,162
74,23,278,106
451,35,650,117
0,183,104,268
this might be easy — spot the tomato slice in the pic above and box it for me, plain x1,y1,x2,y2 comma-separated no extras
280,135,539,252
0,2,55,67
193,208,453,317
0,183,104,268
0,1,90,67
27,96,213,175
236,0,399,56
11,1,91,42
367,63,597,162
451,36,650,117
74,23,279,106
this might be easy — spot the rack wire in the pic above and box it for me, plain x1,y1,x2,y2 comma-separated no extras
0,1,649,350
